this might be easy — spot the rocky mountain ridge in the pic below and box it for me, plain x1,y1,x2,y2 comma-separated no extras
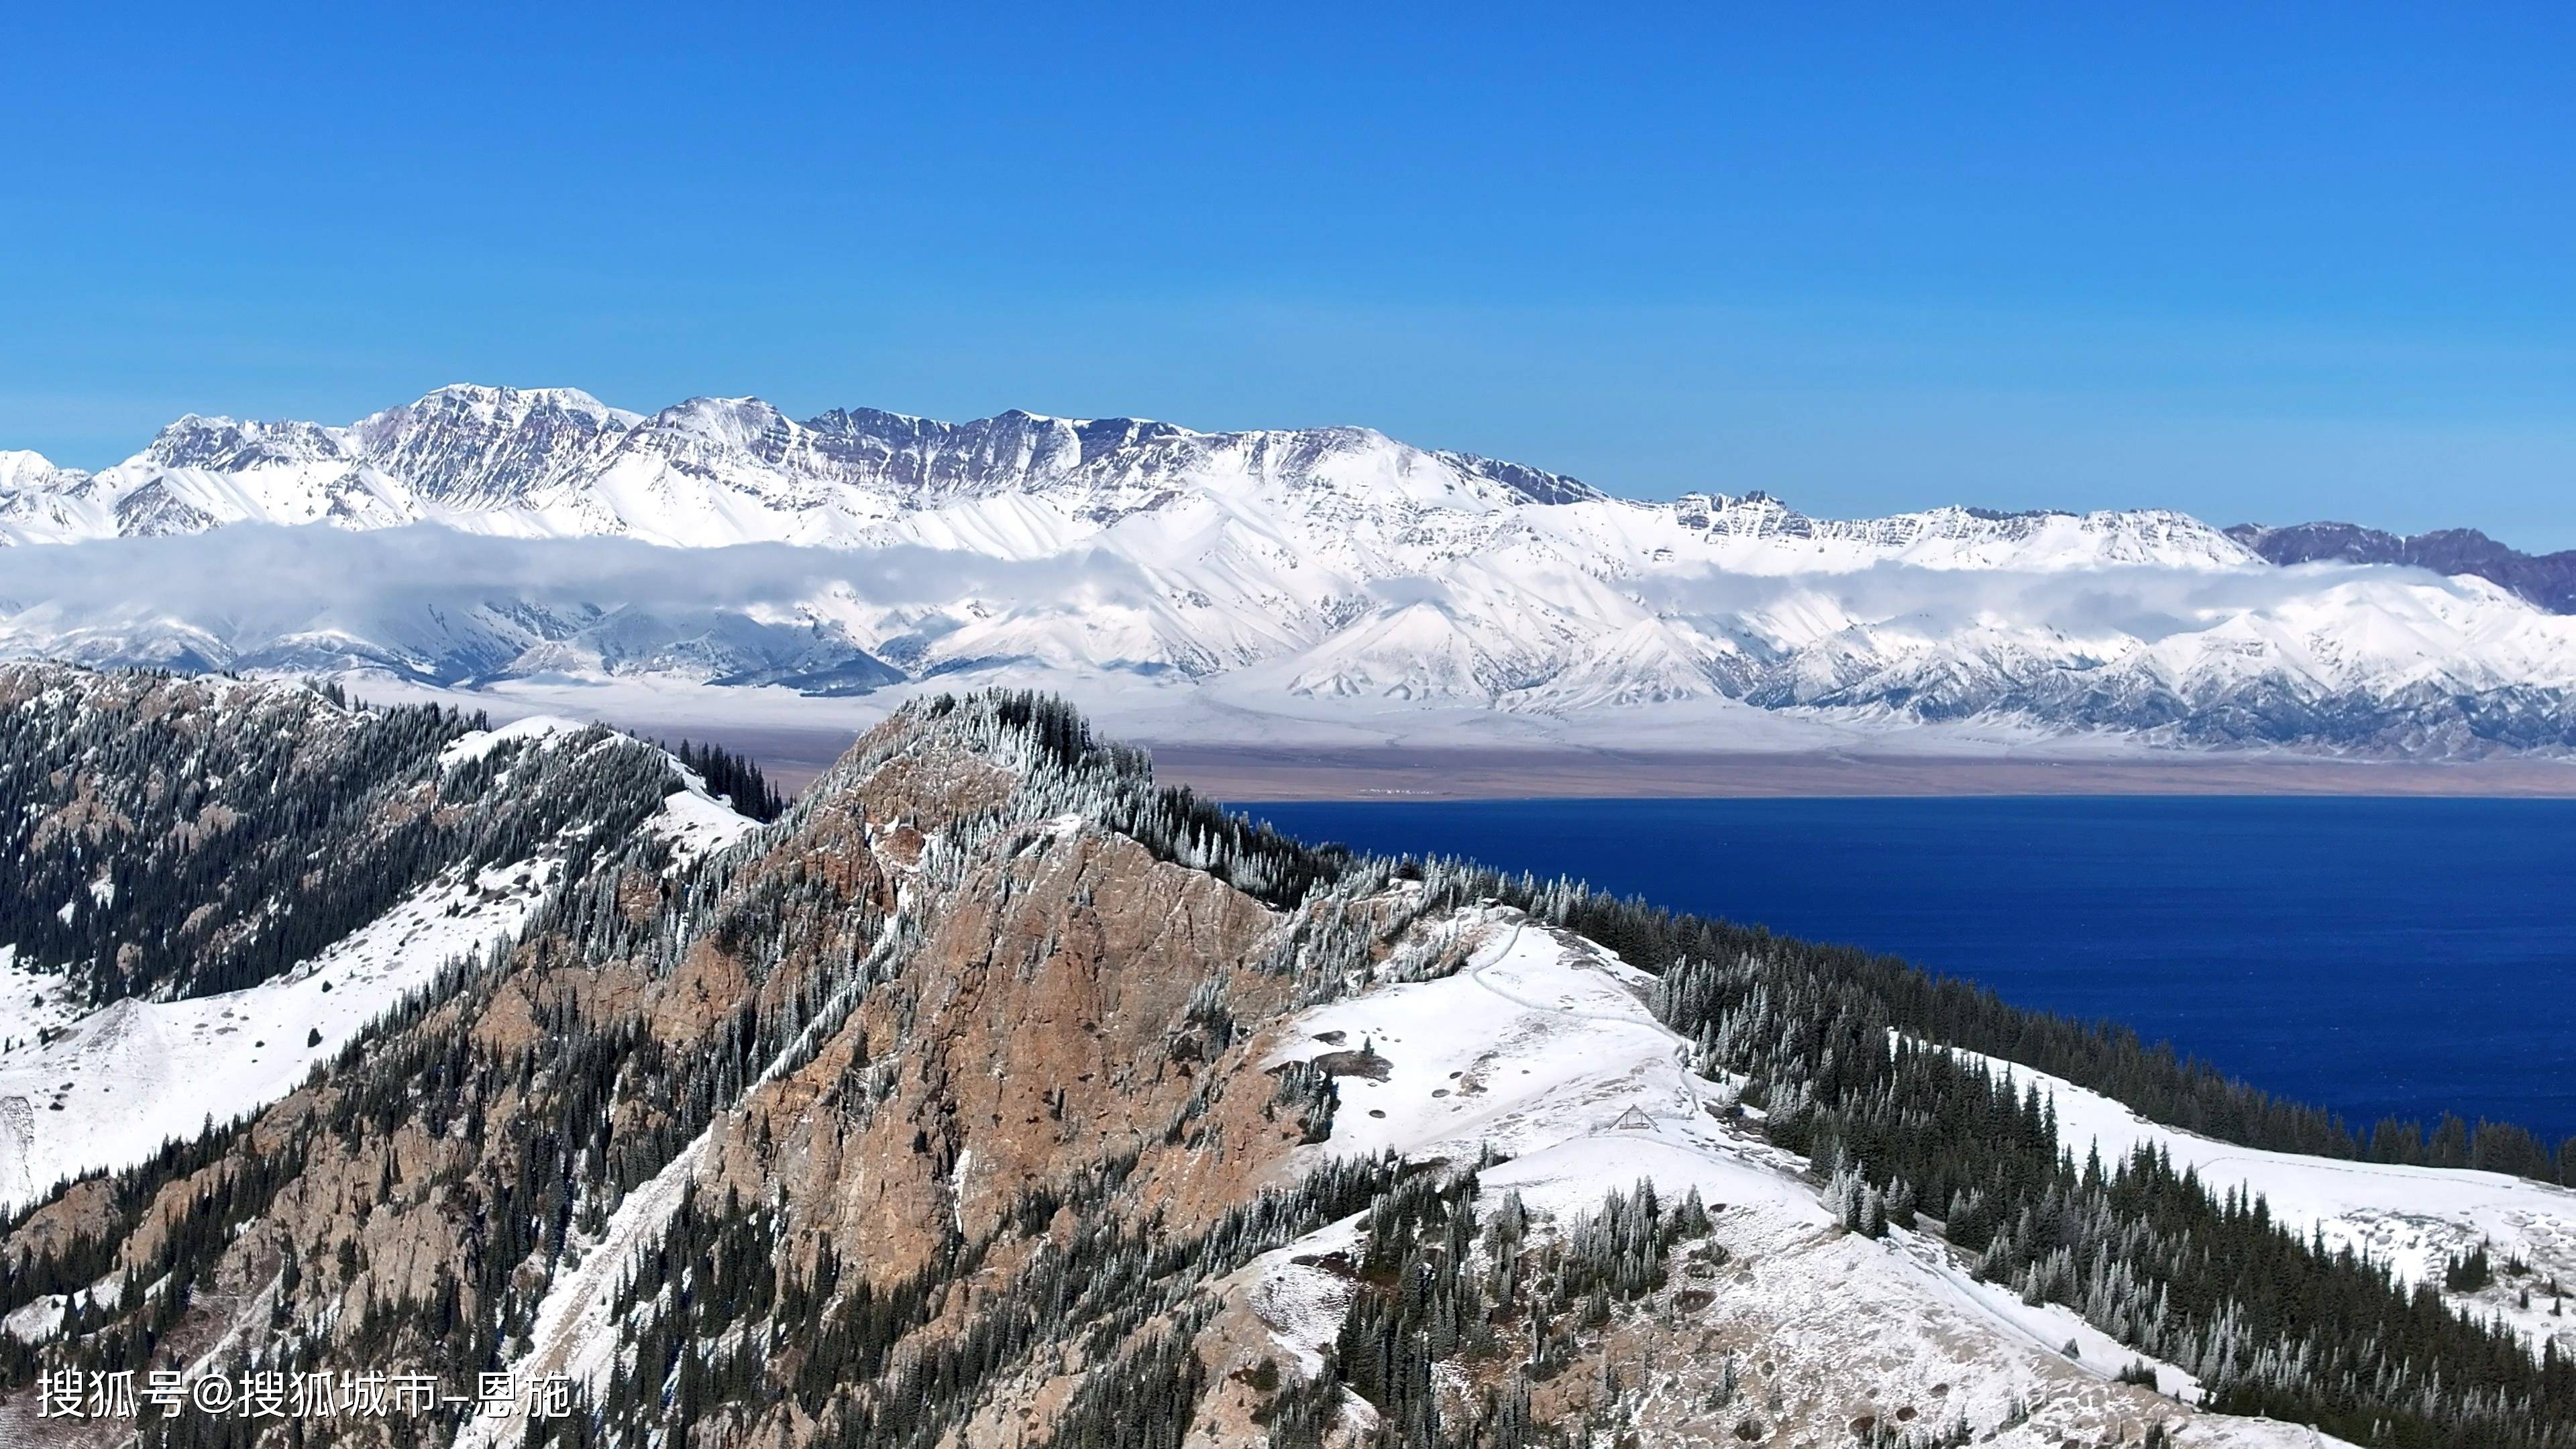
3,678,2573,1447
1,384,2264,576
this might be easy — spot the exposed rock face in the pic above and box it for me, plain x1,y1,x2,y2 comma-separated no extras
347,385,641,509
0,694,1363,1448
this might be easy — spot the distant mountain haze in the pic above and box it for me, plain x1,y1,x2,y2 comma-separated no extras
2228,521,2576,616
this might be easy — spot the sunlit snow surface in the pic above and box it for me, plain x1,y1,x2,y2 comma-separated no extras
1252,906,2375,1446
0,859,551,1212
436,710,591,765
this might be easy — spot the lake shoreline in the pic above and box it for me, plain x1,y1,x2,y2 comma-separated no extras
1145,745,2576,803
362,680,2576,804
482,711,2576,803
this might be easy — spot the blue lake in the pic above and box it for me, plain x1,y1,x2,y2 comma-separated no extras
1239,796,2576,1146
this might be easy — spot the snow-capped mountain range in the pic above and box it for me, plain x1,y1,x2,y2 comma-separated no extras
5,382,2576,755
0,382,2233,566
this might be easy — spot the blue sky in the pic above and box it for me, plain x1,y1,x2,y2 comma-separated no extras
3,3,2571,543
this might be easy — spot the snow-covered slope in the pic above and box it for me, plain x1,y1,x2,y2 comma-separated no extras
1937,1040,2576,1352
347,384,641,510
9,386,2576,755
0,859,545,1211
0,708,762,1212
5,690,2553,1446
10,523,2576,755
1253,906,2364,1446
4,415,425,542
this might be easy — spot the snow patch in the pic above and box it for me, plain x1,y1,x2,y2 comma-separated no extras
438,713,588,767
647,787,761,869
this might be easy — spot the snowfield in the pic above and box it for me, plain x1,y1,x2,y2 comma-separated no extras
648,785,764,867
439,713,765,867
0,945,85,1062
1254,906,2386,1446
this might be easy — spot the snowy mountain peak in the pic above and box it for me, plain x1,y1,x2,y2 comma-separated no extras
347,383,643,508
4,386,2237,572
1433,449,1604,505
141,412,354,470
795,405,1175,494
623,395,813,474
1663,490,2257,570
408,381,635,419
649,393,792,438
0,449,73,497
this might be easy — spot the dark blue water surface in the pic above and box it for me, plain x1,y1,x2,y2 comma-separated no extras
1241,796,2576,1145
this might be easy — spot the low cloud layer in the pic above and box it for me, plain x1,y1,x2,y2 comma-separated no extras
1630,556,2504,645
0,524,1158,635
1,522,2561,700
